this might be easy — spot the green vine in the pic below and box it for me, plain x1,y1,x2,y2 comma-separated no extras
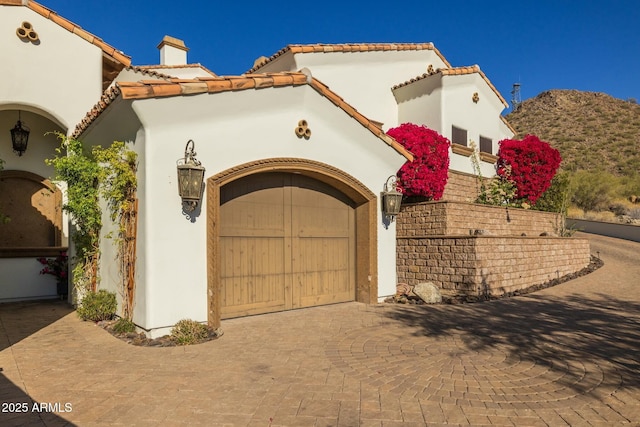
46,133,101,299
93,141,138,320
47,135,138,319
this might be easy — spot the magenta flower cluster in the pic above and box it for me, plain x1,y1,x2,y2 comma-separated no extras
37,252,68,282
387,123,451,200
497,135,561,204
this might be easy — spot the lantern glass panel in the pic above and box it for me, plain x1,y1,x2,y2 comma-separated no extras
178,164,205,200
383,191,402,216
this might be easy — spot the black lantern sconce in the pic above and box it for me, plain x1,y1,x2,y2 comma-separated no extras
11,111,30,156
381,175,403,221
177,140,205,212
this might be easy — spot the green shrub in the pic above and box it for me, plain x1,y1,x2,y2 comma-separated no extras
533,171,571,213
112,318,136,334
77,289,117,322
620,174,640,198
571,170,619,213
170,319,209,346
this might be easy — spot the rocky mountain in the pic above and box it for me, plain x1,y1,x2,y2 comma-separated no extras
506,90,640,176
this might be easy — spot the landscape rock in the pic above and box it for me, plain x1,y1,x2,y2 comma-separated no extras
413,282,442,304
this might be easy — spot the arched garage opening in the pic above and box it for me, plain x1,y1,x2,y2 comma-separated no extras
207,158,378,328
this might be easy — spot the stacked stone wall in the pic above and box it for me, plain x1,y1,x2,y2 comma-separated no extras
396,236,591,296
396,203,449,236
397,201,561,238
395,195,591,297
441,170,481,203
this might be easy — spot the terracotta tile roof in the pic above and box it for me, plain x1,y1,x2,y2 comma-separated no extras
247,43,452,74
392,65,508,108
73,85,122,138
121,66,174,80
72,73,413,161
137,63,218,77
1,0,131,67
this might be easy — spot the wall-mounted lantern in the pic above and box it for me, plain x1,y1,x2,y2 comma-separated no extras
177,139,205,212
11,111,30,156
381,175,403,220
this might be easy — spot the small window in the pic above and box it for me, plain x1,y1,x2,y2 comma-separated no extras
479,136,492,154
451,126,467,146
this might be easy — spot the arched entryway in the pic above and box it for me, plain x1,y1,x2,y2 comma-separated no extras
207,158,378,328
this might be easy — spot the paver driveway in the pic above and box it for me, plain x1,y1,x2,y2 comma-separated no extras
0,232,639,426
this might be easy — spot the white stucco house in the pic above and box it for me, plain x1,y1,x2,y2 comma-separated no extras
0,1,513,337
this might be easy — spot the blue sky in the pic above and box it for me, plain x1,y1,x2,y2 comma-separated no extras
44,0,640,109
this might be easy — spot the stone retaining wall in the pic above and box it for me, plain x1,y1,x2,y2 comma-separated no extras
395,198,591,297
397,235,591,296
397,201,562,238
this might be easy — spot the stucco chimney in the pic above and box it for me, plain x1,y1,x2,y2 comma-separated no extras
157,35,189,65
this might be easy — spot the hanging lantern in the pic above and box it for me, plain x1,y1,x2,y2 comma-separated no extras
177,140,205,212
11,111,30,156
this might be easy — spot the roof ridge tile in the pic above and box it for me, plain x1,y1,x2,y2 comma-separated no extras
125,66,174,80
247,42,450,74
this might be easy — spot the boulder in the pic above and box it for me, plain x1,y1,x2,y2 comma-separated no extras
413,282,442,304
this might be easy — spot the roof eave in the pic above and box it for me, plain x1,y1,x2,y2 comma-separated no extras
73,73,412,162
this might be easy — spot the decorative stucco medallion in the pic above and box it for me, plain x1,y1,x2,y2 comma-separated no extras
16,21,39,43
295,119,311,139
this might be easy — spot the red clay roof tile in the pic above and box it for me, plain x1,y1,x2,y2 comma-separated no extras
121,66,174,81
178,82,209,95
204,79,234,92
229,77,256,90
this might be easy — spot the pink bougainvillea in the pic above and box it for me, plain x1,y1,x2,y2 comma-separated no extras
497,135,561,204
387,123,450,200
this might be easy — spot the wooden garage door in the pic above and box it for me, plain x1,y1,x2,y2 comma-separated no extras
220,172,356,319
